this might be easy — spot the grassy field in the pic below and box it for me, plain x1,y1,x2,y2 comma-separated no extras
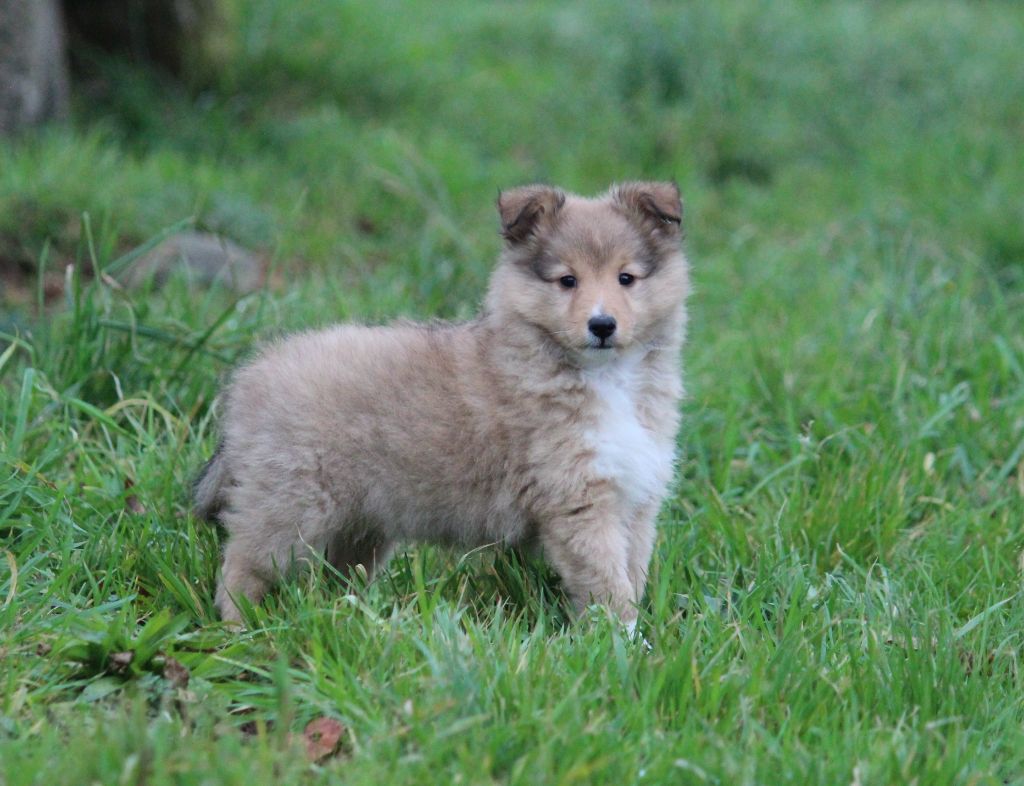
2,0,1024,782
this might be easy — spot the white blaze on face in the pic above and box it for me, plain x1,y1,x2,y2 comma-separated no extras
590,300,605,319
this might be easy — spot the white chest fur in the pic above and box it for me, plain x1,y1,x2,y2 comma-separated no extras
583,359,676,511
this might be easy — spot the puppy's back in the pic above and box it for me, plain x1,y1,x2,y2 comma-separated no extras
220,322,511,530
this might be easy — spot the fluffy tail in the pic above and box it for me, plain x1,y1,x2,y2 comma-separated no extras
193,441,227,522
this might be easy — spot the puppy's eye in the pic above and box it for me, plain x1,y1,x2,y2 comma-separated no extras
558,275,578,289
618,273,636,287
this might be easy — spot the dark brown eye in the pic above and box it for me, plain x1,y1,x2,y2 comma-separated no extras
559,275,578,289
618,273,636,287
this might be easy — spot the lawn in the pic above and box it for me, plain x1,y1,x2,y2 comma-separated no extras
2,0,1023,783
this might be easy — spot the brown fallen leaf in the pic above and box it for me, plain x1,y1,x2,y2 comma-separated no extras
302,717,345,763
163,657,190,690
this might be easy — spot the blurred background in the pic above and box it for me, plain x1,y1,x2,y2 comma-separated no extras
3,0,1020,314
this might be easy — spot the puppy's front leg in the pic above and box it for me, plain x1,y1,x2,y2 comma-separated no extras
626,503,659,609
539,501,636,624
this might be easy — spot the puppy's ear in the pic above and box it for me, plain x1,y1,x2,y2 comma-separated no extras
498,185,565,244
612,181,683,238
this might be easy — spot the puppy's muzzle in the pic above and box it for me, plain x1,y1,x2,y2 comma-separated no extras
587,315,617,348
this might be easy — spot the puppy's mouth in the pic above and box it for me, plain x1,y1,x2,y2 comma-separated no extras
586,337,616,350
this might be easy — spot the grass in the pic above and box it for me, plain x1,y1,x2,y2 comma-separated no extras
1,0,1023,782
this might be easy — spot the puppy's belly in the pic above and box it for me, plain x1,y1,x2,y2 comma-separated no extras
359,477,531,547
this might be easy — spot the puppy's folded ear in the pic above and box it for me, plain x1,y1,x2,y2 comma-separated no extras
498,185,565,244
612,181,683,238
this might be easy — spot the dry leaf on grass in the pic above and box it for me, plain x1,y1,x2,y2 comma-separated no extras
302,717,345,763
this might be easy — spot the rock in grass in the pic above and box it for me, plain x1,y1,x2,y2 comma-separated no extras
123,232,264,293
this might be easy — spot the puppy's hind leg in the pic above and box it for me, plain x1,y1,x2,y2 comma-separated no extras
215,507,330,624
216,537,272,624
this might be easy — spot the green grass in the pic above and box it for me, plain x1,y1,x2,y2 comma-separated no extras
2,0,1024,782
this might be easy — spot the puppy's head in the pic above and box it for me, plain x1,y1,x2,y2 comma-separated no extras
487,182,689,364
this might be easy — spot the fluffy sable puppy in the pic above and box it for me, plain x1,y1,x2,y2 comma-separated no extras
195,182,690,627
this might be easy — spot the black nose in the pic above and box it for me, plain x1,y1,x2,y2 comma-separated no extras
587,315,617,340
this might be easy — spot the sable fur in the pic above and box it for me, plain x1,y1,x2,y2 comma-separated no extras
197,182,690,625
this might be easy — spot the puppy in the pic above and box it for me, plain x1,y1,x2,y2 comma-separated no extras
195,182,690,627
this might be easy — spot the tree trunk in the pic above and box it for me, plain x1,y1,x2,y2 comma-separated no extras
0,0,70,135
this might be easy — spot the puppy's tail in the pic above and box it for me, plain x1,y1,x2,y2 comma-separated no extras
193,440,227,522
